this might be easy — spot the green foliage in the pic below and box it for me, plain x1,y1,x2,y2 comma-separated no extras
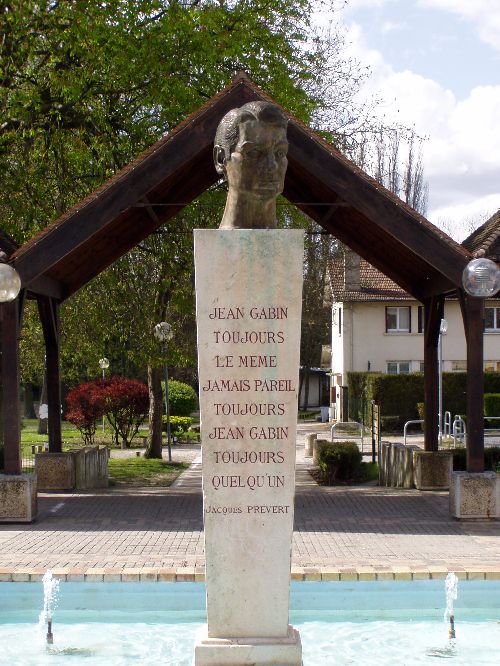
3,1,378,390
166,380,198,416
349,372,500,431
484,394,500,417
163,415,193,436
452,447,500,472
317,441,362,484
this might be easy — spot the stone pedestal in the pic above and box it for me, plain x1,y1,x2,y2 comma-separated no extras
35,452,75,490
194,626,302,666
194,229,303,665
0,474,37,523
449,471,500,519
413,450,452,490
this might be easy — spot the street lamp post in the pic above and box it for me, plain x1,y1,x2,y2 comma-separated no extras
438,318,448,446
154,322,174,463
98,358,109,433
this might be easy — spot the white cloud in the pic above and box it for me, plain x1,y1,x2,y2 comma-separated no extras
418,0,500,51
381,20,405,32
431,197,499,242
346,0,390,8
344,23,500,239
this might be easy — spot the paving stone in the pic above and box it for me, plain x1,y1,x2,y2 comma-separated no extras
0,428,498,579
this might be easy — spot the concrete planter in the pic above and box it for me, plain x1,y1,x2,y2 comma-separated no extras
35,452,75,491
35,446,108,491
379,442,418,488
0,474,37,523
449,471,500,519
413,450,453,490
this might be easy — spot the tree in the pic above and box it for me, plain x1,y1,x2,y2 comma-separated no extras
299,224,335,409
3,1,421,444
3,0,357,451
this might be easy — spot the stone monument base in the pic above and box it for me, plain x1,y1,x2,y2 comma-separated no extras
413,450,452,490
194,625,302,666
0,474,37,523
449,471,500,519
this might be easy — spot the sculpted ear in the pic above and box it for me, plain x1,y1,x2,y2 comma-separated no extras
213,145,227,176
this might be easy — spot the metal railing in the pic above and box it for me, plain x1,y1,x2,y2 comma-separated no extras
22,443,48,473
331,421,365,452
403,420,424,447
451,415,466,448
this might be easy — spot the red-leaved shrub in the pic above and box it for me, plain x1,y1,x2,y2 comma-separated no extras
66,376,148,447
100,376,149,448
66,381,106,445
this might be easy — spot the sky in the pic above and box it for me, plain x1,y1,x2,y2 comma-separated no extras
313,0,500,241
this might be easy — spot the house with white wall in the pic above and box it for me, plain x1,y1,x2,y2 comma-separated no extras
328,210,500,388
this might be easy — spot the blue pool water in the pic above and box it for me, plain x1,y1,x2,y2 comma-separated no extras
0,580,499,664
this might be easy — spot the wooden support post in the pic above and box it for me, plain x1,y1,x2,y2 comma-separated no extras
1,299,22,474
423,296,444,452
460,293,484,473
38,297,62,453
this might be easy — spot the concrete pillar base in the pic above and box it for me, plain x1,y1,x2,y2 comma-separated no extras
194,625,302,665
0,474,37,523
304,433,316,457
413,450,452,490
449,471,500,519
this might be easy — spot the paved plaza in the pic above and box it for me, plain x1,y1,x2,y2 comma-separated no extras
1,424,499,582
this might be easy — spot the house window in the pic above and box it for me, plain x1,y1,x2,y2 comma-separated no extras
338,307,342,335
485,307,500,331
387,361,411,374
418,361,425,372
451,360,467,372
386,306,411,333
417,306,424,333
484,361,500,372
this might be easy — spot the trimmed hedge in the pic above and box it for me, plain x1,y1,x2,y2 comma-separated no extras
165,380,198,416
452,446,500,472
348,371,500,430
162,415,193,437
484,394,500,417
317,441,362,484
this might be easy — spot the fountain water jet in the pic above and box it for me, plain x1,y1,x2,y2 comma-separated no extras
39,570,60,645
444,571,458,639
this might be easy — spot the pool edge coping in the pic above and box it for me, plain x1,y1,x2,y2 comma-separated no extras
1,567,500,583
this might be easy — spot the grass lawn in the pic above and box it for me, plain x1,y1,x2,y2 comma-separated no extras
108,458,188,487
20,419,151,455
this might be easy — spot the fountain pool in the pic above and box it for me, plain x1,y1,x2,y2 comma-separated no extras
1,580,499,664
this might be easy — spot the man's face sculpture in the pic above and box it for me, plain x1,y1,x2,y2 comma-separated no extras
214,102,288,202
224,119,288,199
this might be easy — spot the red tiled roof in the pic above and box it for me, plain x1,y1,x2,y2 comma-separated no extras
329,253,413,302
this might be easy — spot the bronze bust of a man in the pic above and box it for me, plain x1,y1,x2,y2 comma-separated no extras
214,101,288,229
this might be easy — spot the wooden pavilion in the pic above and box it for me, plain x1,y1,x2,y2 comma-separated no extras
0,73,486,477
